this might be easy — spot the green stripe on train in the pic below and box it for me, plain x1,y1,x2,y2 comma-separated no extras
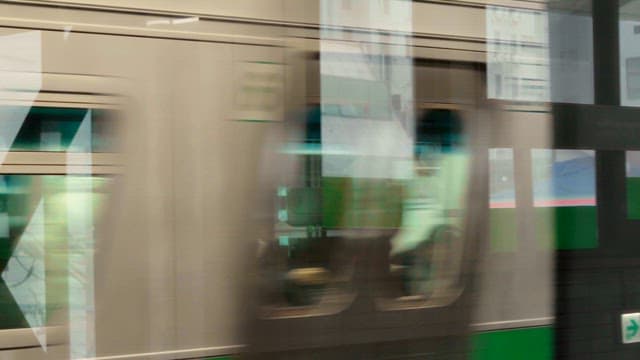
202,327,553,360
472,326,553,360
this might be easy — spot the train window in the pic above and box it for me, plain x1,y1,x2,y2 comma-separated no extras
486,6,549,102
531,149,597,249
256,105,357,317
621,6,640,106
0,174,111,355
0,106,117,152
626,151,640,219
489,148,517,252
626,57,640,100
548,5,594,104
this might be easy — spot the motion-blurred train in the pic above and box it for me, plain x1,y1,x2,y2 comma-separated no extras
0,0,597,359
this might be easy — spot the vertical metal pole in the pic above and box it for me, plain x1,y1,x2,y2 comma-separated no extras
593,0,620,106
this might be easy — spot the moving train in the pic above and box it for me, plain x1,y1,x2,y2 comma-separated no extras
0,0,622,359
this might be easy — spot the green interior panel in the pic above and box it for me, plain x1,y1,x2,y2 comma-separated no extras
286,187,322,226
0,176,35,329
627,177,640,219
322,177,402,229
534,207,555,251
489,208,517,252
535,206,597,250
472,326,553,360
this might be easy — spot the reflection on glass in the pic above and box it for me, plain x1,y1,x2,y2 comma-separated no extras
486,6,549,102
548,6,594,104
531,149,597,249
0,175,110,357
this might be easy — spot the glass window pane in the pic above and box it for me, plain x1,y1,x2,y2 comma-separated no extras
0,174,112,355
620,2,640,106
531,149,597,250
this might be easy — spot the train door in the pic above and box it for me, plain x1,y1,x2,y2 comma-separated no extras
247,32,488,357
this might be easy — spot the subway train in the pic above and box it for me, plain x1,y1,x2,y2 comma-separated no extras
0,0,637,359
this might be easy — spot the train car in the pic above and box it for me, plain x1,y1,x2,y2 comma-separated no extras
0,0,636,359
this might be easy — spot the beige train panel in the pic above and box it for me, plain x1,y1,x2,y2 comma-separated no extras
0,326,67,350
0,2,284,47
488,107,553,148
0,164,121,174
0,21,273,356
0,72,125,96
415,65,481,105
25,0,289,23
0,152,120,166
1,0,544,45
0,346,69,360
411,46,484,63
0,2,497,55
60,35,272,356
40,73,124,95
12,0,547,27
0,90,121,106
467,0,546,10
0,100,120,109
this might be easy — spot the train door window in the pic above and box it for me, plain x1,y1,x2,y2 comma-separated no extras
256,104,357,317
626,57,640,100
620,10,640,106
531,149,597,250
379,108,469,308
489,148,517,252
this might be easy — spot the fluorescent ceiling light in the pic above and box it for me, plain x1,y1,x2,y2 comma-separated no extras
171,17,199,25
